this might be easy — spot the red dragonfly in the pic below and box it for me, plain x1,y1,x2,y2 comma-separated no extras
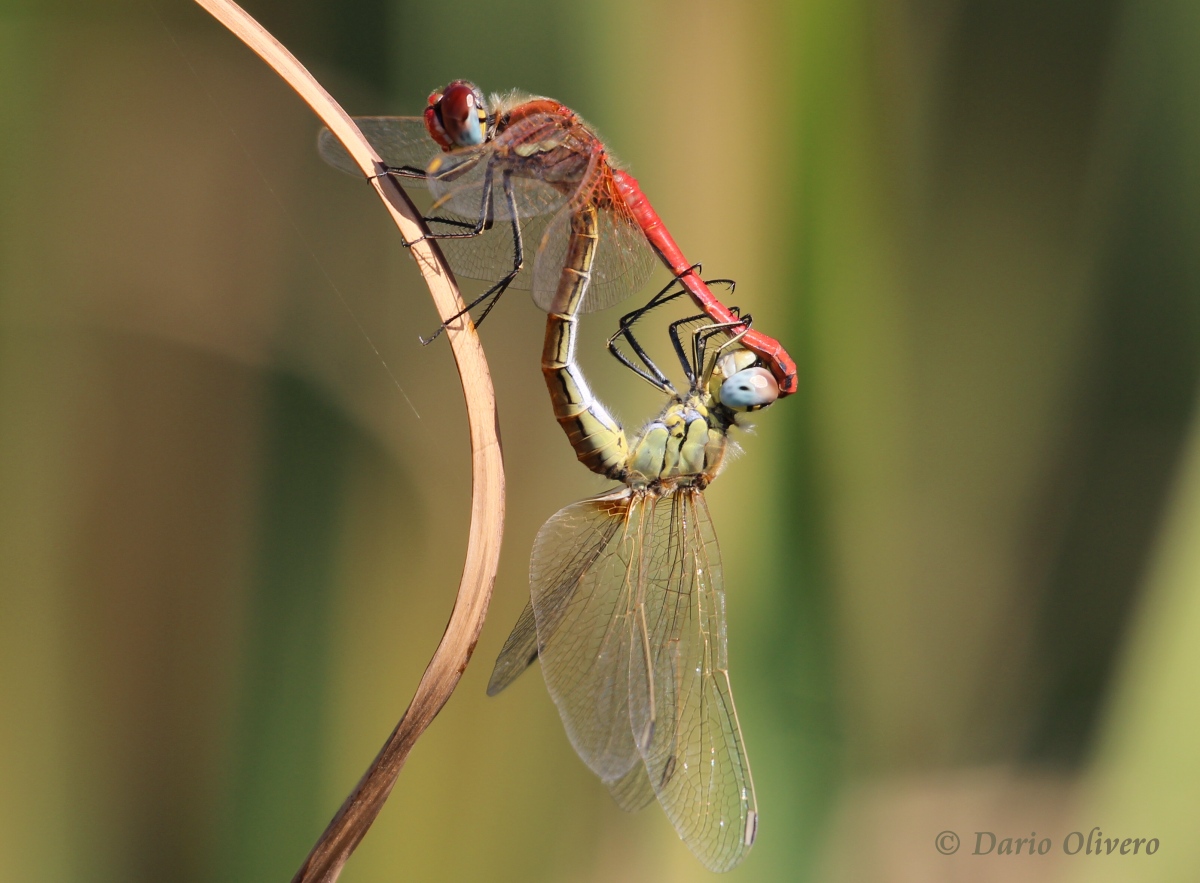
318,81,797,396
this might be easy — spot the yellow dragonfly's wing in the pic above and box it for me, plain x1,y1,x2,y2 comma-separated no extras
631,489,758,872
521,486,756,871
489,604,657,810
525,489,645,784
486,488,629,699
486,600,539,697
603,755,656,812
488,528,655,813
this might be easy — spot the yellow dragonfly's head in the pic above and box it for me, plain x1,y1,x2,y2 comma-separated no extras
710,349,779,412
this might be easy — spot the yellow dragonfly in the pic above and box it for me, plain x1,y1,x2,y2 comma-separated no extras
487,216,781,871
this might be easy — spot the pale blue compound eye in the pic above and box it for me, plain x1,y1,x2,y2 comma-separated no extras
457,107,485,146
720,367,779,411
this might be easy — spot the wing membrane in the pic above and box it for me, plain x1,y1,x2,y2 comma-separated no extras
425,147,570,223
605,758,656,812
530,490,643,782
587,202,659,312
320,119,654,311
320,118,578,298
487,601,539,696
531,204,657,313
529,487,757,872
634,490,757,872
318,117,438,176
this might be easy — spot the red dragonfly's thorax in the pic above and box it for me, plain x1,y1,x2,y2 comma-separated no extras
488,97,622,211
496,97,574,130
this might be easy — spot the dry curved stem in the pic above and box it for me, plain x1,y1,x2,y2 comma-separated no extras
191,2,506,881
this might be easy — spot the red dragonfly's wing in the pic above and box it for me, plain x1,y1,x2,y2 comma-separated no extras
319,116,570,222
530,200,658,313
318,118,568,293
318,116,440,177
422,133,572,223
521,487,757,871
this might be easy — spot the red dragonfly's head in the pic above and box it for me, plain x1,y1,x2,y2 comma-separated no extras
424,81,490,151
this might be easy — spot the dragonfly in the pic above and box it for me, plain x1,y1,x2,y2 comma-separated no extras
486,266,779,871
317,80,797,396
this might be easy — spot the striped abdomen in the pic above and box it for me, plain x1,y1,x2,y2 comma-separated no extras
542,206,629,480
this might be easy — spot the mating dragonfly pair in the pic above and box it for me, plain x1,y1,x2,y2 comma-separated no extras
320,81,793,872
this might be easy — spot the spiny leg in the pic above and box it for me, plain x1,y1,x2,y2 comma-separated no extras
652,279,739,381
451,170,525,329
418,170,528,344
680,310,755,382
666,312,714,385
604,266,706,391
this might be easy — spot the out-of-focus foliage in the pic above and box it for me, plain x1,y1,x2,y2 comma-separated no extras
1,0,1197,881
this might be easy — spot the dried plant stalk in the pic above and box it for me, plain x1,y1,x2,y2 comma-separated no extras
190,2,506,881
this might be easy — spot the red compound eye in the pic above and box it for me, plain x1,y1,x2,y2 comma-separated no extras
434,81,487,147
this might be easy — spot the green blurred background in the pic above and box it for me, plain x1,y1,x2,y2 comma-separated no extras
2,0,1199,880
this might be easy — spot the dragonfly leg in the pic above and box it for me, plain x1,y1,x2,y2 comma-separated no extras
606,280,693,392
604,265,709,389
418,171,526,345
664,286,744,382
608,272,739,388
411,159,497,246
381,165,429,179
611,263,709,334
458,170,525,327
680,310,755,381
666,312,715,385
369,165,458,248
607,337,674,392
692,308,750,356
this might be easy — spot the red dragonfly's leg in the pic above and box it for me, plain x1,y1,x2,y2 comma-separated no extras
418,169,527,344
612,170,798,395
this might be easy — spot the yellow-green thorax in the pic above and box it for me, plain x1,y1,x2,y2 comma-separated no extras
625,394,730,489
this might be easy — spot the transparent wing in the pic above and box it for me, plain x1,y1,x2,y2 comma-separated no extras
319,118,574,296
425,145,571,223
488,591,655,817
588,201,660,312
486,601,539,697
320,119,653,311
488,496,655,820
605,758,657,812
529,490,644,782
627,490,758,872
530,203,658,313
429,209,545,292
319,116,567,222
531,488,757,872
317,117,440,177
